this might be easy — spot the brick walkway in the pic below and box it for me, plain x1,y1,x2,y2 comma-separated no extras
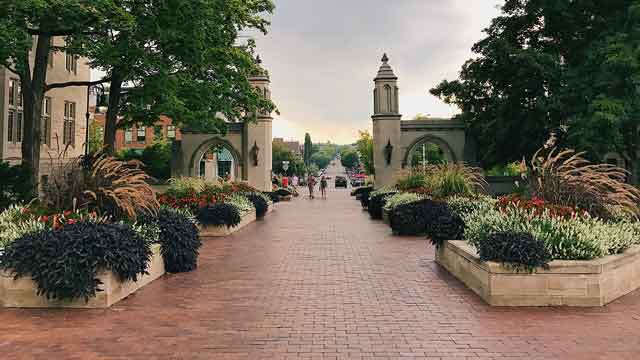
2,188,640,359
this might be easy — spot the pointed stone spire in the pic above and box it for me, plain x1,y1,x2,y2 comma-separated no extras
375,53,397,80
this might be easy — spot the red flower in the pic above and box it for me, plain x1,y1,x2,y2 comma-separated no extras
39,215,49,223
63,210,72,217
67,219,77,225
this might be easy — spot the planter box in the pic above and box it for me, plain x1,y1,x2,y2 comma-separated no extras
280,195,292,202
199,209,257,237
382,209,391,225
0,244,165,308
436,240,640,307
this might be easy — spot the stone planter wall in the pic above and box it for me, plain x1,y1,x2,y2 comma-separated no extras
0,244,165,308
436,240,640,307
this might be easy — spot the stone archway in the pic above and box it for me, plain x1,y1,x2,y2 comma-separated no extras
189,137,243,180
402,134,457,168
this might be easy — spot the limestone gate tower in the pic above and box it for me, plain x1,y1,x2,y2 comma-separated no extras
372,54,402,187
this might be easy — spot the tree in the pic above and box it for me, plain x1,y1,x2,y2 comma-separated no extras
0,1,121,188
340,149,359,169
310,152,331,170
272,141,305,176
430,0,640,180
303,133,313,166
78,0,276,153
356,130,374,175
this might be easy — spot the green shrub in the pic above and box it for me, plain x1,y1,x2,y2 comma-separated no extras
358,187,374,208
141,141,172,180
389,198,463,243
0,205,46,248
478,231,552,272
445,195,497,219
141,208,201,273
396,172,427,191
245,193,270,218
464,206,640,261
0,222,152,301
225,193,254,213
275,188,293,197
368,188,397,219
166,177,210,199
0,162,36,211
197,203,241,228
390,199,433,236
485,162,522,177
351,186,373,197
427,208,465,246
383,192,423,212
264,191,280,203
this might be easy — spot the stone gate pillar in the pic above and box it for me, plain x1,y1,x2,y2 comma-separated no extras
245,68,273,192
372,54,402,188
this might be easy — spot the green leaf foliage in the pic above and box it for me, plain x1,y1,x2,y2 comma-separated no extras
430,0,640,177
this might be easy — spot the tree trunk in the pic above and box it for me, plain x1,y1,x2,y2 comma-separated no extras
21,35,51,191
103,72,123,155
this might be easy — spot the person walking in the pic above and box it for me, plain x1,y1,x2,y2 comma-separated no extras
307,174,316,199
319,175,328,199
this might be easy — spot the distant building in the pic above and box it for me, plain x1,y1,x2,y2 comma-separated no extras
1,37,89,179
273,137,302,155
91,109,181,152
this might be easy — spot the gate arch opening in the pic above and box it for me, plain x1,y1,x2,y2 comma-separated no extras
403,135,457,168
189,137,242,181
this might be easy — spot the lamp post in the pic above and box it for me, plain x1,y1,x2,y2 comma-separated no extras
282,161,290,175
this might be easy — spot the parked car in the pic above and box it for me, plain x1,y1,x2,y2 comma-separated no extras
335,176,348,188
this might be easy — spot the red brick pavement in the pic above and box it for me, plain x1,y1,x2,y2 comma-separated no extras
2,188,640,359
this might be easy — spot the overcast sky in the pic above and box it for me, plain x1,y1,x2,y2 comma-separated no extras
255,0,503,144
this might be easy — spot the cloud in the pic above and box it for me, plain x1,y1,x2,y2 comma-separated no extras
258,0,502,143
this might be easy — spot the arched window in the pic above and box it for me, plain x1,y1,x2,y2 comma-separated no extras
394,86,400,113
384,85,392,113
373,88,378,113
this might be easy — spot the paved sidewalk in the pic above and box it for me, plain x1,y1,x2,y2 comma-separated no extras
2,188,640,359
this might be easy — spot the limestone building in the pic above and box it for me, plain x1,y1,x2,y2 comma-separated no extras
0,37,89,169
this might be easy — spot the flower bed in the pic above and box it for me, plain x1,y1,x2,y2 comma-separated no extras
0,154,203,308
199,208,258,237
160,178,274,237
1,244,165,308
436,240,640,306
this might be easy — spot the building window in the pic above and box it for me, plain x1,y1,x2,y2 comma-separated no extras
125,128,133,144
65,52,77,74
154,125,163,140
167,125,176,139
42,97,52,146
7,79,23,143
137,126,146,143
63,102,76,146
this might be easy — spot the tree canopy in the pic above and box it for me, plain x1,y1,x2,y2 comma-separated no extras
303,133,313,166
78,0,276,153
430,0,640,179
0,0,276,190
272,141,305,176
356,130,374,175
340,149,359,169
